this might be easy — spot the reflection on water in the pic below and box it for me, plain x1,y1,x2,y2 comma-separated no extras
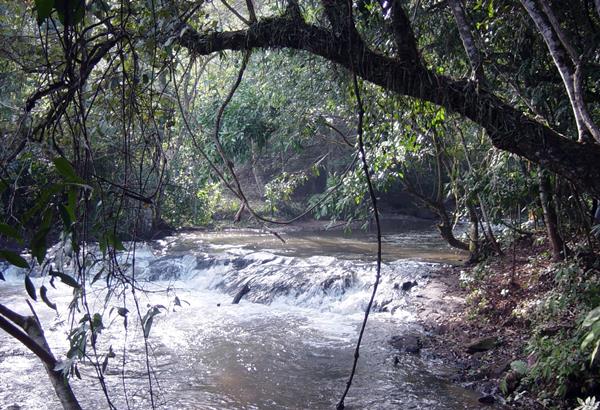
0,219,482,409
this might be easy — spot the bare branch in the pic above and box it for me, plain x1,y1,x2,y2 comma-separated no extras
220,0,251,25
520,0,600,142
447,0,484,81
0,305,56,367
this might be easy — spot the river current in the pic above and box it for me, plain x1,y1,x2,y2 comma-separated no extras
0,219,486,409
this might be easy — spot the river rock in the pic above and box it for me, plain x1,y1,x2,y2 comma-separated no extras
478,395,495,405
389,334,422,354
466,336,498,354
396,280,418,291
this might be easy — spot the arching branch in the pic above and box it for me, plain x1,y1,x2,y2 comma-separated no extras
175,15,600,197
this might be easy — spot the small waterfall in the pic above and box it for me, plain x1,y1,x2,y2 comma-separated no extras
1,231,444,316
137,247,439,315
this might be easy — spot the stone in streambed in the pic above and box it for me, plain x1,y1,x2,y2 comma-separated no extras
388,334,422,354
395,280,418,292
466,336,499,354
478,395,496,405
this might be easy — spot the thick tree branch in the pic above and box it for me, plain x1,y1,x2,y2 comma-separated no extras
389,0,420,66
0,306,55,366
175,17,600,197
245,0,257,23
0,303,81,409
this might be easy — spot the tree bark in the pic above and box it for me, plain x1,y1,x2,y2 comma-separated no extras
175,13,600,198
467,203,480,262
520,0,600,143
400,177,469,252
447,0,484,81
0,305,81,410
24,318,82,410
538,167,567,261
437,212,470,252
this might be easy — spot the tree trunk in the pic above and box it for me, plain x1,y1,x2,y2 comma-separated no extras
538,167,567,261
437,211,470,252
520,0,600,143
477,194,503,256
467,203,480,262
400,175,469,252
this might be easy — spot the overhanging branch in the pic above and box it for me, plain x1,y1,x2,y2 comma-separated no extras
174,15,600,197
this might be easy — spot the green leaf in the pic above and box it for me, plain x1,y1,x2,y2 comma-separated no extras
40,285,57,310
52,157,83,183
510,360,528,376
35,0,55,23
58,204,73,231
55,0,85,26
0,250,29,269
591,340,600,365
31,227,50,265
67,188,77,218
91,268,104,284
98,235,108,256
102,354,109,374
25,275,37,300
22,184,62,224
107,233,126,251
0,223,21,241
74,364,81,379
499,378,508,395
49,270,80,288
142,306,164,338
92,313,104,333
583,306,600,327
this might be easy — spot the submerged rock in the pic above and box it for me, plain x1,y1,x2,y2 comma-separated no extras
389,334,422,354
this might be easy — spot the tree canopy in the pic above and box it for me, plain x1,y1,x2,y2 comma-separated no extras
1,0,600,408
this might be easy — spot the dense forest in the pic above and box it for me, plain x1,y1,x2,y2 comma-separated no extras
1,0,600,409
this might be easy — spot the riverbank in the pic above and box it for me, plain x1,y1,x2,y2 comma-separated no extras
407,264,539,409
407,234,599,409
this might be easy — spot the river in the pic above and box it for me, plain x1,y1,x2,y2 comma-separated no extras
0,218,487,409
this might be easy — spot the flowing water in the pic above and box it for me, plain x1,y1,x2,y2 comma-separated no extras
0,218,488,409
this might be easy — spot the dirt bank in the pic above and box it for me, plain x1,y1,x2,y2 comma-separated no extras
404,237,557,409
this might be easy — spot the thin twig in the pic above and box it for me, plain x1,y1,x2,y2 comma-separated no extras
336,25,382,410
